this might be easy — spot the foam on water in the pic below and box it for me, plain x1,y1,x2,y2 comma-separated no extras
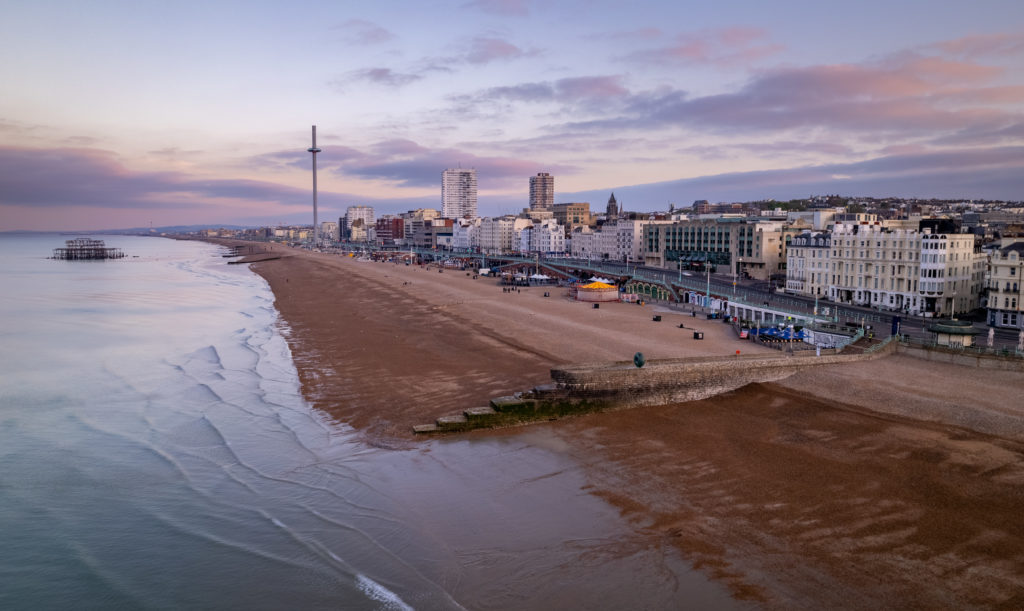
356,574,417,611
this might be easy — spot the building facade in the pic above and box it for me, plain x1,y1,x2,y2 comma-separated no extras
442,168,478,219
553,202,591,230
320,221,339,242
452,217,481,251
987,241,1024,329
785,232,832,297
345,205,375,241
479,216,531,254
643,219,785,281
827,223,983,316
529,172,554,211
375,216,404,246
525,218,565,254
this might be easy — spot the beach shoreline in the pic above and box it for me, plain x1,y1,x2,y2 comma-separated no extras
219,239,1024,608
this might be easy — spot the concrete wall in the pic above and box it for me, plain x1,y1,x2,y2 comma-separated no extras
550,350,888,408
895,344,1024,371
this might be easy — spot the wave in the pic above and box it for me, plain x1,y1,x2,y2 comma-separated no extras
357,574,415,611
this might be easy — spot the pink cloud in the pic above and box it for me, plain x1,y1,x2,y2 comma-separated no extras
335,67,422,89
939,85,1024,104
307,139,579,188
333,19,395,45
587,27,663,42
621,27,784,67
464,0,532,16
555,76,629,99
931,32,1024,58
464,36,535,64
896,55,1001,83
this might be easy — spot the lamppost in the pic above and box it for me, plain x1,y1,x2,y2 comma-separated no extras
706,254,711,309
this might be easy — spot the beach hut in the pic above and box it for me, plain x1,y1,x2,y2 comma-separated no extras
576,281,619,302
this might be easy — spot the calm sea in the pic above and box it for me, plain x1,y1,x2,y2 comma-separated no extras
0,234,739,610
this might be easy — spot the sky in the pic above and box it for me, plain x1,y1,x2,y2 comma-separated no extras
1,0,1023,231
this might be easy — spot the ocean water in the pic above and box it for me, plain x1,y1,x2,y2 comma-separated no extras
0,235,739,610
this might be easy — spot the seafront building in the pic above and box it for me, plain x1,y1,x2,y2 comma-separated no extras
375,216,405,247
452,217,482,251
824,222,985,316
785,231,832,297
529,173,554,211
519,218,566,255
344,206,375,242
568,226,596,259
319,221,339,242
599,219,673,263
987,240,1024,329
442,168,478,219
401,208,441,241
479,216,533,254
643,218,786,281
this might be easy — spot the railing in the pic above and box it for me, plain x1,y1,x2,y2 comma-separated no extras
897,335,1024,358
864,334,897,354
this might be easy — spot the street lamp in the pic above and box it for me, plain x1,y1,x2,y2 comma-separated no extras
705,254,711,309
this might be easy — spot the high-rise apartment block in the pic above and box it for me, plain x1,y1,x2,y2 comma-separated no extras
529,172,554,211
442,168,478,219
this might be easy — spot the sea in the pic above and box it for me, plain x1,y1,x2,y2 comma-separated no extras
0,234,741,610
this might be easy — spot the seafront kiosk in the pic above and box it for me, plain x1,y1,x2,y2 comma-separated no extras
927,320,980,348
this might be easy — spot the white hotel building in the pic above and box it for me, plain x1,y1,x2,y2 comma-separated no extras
785,232,831,297
987,241,1024,329
824,223,984,317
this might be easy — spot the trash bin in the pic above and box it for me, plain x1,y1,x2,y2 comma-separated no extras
693,331,704,340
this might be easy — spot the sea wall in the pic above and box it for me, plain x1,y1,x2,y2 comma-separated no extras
414,344,895,433
895,343,1024,371
549,351,883,408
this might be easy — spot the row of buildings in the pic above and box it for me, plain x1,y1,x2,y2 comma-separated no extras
210,166,1023,329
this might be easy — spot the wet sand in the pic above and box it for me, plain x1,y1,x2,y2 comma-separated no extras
230,241,1024,609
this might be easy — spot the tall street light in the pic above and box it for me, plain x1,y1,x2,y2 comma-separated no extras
307,125,322,246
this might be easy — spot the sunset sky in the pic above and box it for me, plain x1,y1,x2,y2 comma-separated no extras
2,0,1023,230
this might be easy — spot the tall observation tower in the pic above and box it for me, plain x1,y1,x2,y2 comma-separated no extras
307,125,322,245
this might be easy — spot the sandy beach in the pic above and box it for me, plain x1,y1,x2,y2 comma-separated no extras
231,241,1024,609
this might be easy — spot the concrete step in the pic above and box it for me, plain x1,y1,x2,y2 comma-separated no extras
464,406,497,419
436,414,469,431
412,423,439,434
490,396,537,413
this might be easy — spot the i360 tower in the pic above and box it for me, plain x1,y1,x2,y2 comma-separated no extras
307,125,322,244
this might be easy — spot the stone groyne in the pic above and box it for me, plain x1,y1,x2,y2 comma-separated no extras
414,345,895,434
